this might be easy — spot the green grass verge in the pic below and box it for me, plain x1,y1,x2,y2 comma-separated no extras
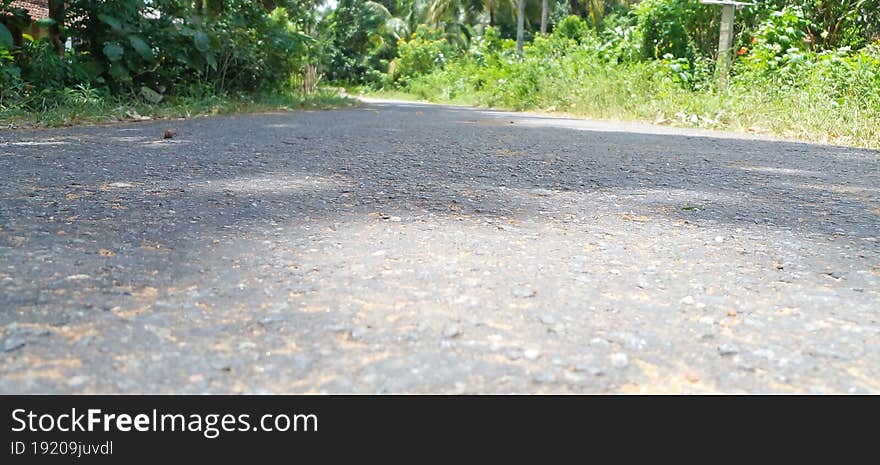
365,87,879,150
0,89,357,129
349,88,425,102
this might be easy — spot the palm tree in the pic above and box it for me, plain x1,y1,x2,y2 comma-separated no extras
586,0,605,28
515,0,525,56
540,0,548,34
365,1,411,42
429,0,516,27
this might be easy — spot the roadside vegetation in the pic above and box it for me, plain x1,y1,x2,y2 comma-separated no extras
1,1,878,147
347,1,880,148
0,0,352,127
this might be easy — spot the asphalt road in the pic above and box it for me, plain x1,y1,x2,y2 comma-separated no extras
1,100,878,393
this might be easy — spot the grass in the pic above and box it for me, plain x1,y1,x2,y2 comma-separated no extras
371,53,880,150
0,88,357,129
348,87,424,102
366,84,880,150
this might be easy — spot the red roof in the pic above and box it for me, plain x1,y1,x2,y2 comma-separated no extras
9,1,49,19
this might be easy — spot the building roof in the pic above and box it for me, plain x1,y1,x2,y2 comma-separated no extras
9,1,49,19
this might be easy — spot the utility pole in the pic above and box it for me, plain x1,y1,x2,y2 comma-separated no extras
701,1,754,91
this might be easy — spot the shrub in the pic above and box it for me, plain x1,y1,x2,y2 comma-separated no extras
204,5,312,94
553,15,593,43
0,45,21,104
656,53,715,90
633,0,716,59
17,39,65,90
738,6,814,74
596,13,641,63
0,0,313,110
388,25,453,86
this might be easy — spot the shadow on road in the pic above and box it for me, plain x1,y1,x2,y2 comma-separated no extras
1,101,878,393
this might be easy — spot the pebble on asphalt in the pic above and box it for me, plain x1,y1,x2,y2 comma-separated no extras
442,325,462,338
718,344,740,356
512,286,537,298
610,353,629,368
523,348,542,361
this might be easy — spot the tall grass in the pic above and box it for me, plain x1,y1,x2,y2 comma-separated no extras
0,88,355,129
399,33,880,149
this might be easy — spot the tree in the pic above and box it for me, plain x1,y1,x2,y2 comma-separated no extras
429,0,516,27
515,0,524,56
540,0,548,34
48,0,65,57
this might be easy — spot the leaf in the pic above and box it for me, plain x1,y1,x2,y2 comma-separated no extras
205,52,217,71
0,23,12,49
193,31,210,52
97,13,124,33
108,62,130,80
103,42,124,61
294,31,315,45
129,35,154,61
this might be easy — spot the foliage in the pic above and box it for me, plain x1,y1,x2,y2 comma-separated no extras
656,53,715,90
553,15,593,42
739,6,814,70
395,4,880,148
595,13,641,63
633,0,716,60
388,25,454,86
757,0,880,49
320,0,401,84
202,4,313,93
61,1,313,94
1,0,315,111
0,45,21,104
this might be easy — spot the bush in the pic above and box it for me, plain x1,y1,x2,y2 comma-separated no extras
401,6,880,149
319,0,396,85
596,13,641,63
0,46,22,104
17,39,65,90
204,5,312,94
64,1,311,95
656,54,715,90
388,25,454,86
633,0,716,59
733,6,880,106
553,15,593,43
1,0,313,111
811,46,880,102
737,6,814,76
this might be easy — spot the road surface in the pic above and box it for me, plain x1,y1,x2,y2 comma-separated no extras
1,100,878,393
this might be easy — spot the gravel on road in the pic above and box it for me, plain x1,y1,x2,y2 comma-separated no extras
1,100,878,393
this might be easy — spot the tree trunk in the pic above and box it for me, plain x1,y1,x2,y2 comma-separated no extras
541,0,548,34
516,0,525,57
48,0,65,57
